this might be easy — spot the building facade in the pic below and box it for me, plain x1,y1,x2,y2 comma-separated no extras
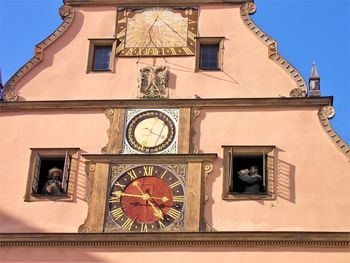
0,0,349,262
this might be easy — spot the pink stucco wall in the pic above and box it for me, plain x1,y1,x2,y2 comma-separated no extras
1,247,349,263
13,5,297,100
1,3,349,262
1,108,349,232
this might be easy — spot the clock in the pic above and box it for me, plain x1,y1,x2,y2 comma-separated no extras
116,7,198,56
106,165,185,232
123,109,179,154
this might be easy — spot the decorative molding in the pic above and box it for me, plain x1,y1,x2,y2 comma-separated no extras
1,232,349,247
2,5,75,101
240,2,308,97
138,66,169,98
318,106,350,159
190,107,201,153
64,0,251,6
101,108,125,154
0,97,333,111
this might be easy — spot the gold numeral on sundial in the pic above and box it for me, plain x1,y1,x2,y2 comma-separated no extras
143,166,153,176
111,208,124,220
169,181,181,189
173,195,185,202
182,47,193,55
188,31,196,41
167,208,181,219
122,218,134,231
141,223,148,232
127,170,137,180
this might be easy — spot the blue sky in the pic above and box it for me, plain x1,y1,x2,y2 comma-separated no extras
0,0,349,144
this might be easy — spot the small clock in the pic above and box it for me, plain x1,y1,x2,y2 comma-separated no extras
123,109,179,154
107,165,185,232
116,7,198,56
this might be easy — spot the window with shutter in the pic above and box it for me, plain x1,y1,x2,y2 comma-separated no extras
31,153,41,193
61,151,71,193
25,148,79,202
222,146,275,200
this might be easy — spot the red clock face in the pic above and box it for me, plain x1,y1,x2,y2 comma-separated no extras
108,165,185,232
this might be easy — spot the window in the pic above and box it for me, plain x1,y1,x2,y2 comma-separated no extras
25,148,79,201
196,37,224,71
93,46,112,71
222,146,275,200
87,39,116,73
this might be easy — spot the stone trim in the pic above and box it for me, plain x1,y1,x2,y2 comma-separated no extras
2,5,75,102
240,2,308,97
0,97,333,111
64,0,251,6
1,232,349,247
318,106,350,159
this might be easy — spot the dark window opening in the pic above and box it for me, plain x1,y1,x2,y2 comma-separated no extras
34,158,67,195
93,46,112,71
199,44,219,70
231,155,266,194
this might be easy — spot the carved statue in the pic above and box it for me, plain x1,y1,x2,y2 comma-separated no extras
238,166,262,193
138,66,169,98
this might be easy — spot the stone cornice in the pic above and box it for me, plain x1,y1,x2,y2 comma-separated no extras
64,0,252,6
1,232,349,247
2,5,75,102
318,106,350,159
0,97,332,112
240,2,308,98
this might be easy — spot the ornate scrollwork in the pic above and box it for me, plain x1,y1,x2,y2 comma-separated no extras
2,4,75,101
59,5,73,19
138,66,169,98
289,88,307,98
203,162,214,182
319,105,335,119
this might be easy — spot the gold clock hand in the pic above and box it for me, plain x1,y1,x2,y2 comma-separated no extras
148,200,164,220
115,191,169,202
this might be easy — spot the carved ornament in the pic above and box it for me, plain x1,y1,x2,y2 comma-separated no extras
138,66,169,98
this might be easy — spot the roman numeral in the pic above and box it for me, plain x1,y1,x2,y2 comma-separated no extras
182,47,193,55
127,170,137,180
111,208,124,220
143,166,153,176
114,182,125,189
122,218,134,231
116,40,125,54
141,223,148,232
167,208,181,219
169,181,181,189
173,195,185,202
117,28,126,39
109,196,120,203
189,19,197,24
118,17,127,24
158,220,166,229
188,31,196,42
125,48,135,56
170,48,177,55
160,170,167,179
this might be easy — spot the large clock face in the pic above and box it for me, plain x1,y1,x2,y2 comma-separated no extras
116,7,198,56
108,165,185,232
125,110,176,153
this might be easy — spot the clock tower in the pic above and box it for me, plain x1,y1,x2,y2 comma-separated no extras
0,0,349,262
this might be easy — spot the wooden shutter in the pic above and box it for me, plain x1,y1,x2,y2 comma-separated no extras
62,151,71,193
228,148,233,192
262,151,266,191
32,153,41,193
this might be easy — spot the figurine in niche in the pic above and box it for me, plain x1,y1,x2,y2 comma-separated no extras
42,167,65,195
238,165,262,193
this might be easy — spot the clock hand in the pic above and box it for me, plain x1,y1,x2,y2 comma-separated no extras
115,191,169,202
148,199,164,220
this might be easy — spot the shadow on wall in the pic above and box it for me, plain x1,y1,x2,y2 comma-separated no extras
73,149,90,203
274,148,296,204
